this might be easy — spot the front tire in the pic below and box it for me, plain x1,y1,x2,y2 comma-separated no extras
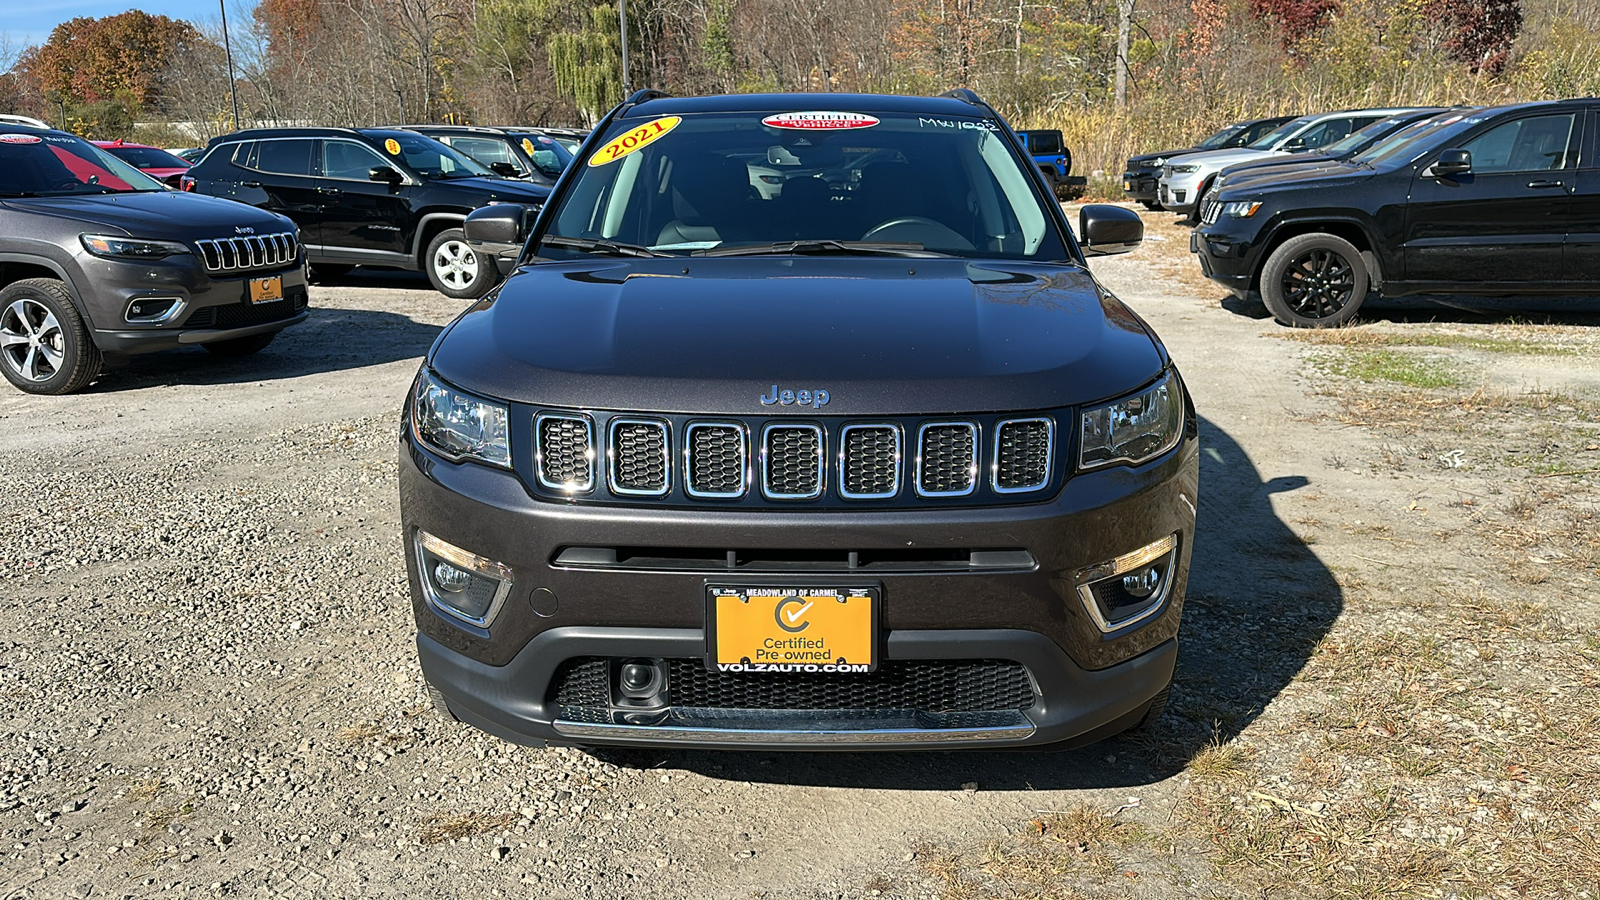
425,228,499,300
202,332,276,357
0,278,100,395
1260,233,1369,328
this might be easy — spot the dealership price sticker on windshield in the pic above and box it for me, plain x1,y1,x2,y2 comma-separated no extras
588,116,681,166
761,111,879,130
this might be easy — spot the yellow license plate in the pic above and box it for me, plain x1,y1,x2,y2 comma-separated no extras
1123,180,1131,191
708,586,876,673
248,276,283,304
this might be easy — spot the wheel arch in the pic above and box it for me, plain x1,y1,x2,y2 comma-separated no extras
0,255,94,329
411,212,469,265
1250,217,1383,293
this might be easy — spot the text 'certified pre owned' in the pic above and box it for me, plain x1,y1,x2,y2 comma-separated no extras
588,117,681,167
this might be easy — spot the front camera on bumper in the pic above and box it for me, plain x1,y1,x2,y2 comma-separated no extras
415,530,514,629
1074,534,1178,633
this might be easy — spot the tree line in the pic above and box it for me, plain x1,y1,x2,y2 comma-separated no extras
3,0,1599,182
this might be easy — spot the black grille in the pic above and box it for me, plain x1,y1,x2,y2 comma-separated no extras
840,425,899,498
610,419,668,495
762,425,822,499
537,415,593,490
182,290,307,329
917,423,976,496
994,419,1052,492
551,658,1036,712
686,424,746,497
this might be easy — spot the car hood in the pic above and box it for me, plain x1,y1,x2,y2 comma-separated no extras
431,257,1166,416
427,176,551,202
1127,148,1200,166
1219,157,1347,191
1169,147,1284,171
1218,163,1375,200
0,191,292,238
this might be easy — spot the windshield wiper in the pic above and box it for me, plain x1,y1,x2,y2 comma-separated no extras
541,235,666,258
697,240,947,258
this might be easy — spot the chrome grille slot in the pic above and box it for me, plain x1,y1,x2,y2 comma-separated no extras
685,423,747,498
761,424,824,500
993,418,1053,493
195,231,298,274
916,422,977,497
536,413,594,492
839,424,900,499
609,418,669,496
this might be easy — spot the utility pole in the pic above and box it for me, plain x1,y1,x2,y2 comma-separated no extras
1115,0,1133,109
219,0,241,130
619,0,632,99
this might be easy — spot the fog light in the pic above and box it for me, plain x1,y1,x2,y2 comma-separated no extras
1073,534,1178,633
126,297,183,323
415,530,513,629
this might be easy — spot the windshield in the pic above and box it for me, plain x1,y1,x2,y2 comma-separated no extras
375,132,493,178
1349,112,1477,165
1247,116,1315,150
543,110,1068,259
1196,123,1248,151
0,133,165,196
103,145,190,169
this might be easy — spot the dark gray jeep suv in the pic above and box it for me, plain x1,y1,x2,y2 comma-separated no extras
0,126,307,394
400,90,1199,750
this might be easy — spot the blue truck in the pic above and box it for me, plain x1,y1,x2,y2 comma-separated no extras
1016,129,1087,199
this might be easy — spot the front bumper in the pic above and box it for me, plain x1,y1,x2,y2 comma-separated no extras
400,417,1199,749
82,255,308,355
1190,225,1260,297
1122,172,1159,202
1158,172,1205,215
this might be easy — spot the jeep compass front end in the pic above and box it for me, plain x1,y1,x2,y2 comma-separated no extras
399,90,1199,750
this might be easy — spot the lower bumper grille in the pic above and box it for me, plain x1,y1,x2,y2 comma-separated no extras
552,657,1037,712
182,290,308,329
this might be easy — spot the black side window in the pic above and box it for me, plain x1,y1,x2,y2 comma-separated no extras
254,139,314,176
1459,114,1576,174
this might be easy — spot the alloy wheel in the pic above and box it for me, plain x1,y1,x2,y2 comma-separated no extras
1280,248,1356,319
432,240,481,291
0,297,66,383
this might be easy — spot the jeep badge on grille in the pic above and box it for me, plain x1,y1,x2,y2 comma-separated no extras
760,384,830,409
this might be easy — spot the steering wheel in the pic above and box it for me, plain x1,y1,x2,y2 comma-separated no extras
861,216,975,250
52,178,84,191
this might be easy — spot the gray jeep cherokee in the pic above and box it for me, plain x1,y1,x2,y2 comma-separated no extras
0,126,308,395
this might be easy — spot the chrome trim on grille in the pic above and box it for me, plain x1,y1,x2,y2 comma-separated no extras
535,412,595,493
683,422,749,499
760,423,825,500
837,423,902,500
195,232,298,274
607,417,670,497
991,417,1054,494
914,421,978,498
551,708,1035,744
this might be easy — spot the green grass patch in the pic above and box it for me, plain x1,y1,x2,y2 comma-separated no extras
1279,329,1578,356
1324,349,1459,389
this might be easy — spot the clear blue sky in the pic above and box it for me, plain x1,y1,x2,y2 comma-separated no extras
2,0,250,51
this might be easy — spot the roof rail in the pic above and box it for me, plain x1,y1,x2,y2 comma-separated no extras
938,88,986,107
617,89,672,117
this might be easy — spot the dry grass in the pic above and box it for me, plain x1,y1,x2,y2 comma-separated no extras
417,810,517,845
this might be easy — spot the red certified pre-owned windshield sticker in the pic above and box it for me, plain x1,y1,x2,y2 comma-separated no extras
761,112,880,131
0,134,43,144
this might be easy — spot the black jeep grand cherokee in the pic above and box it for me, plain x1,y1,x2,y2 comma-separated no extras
400,91,1199,750
0,126,306,395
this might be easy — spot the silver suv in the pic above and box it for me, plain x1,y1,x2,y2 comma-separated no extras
0,126,306,394
1157,109,1412,219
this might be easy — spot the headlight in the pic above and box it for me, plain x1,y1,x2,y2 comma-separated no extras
1080,373,1184,470
80,233,190,260
1167,164,1201,174
1221,200,1262,218
1151,157,1167,167
411,368,511,467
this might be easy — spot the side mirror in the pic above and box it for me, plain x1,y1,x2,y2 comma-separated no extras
1079,205,1143,257
1282,138,1306,152
368,166,403,183
1432,149,1471,178
464,204,534,275
489,161,521,178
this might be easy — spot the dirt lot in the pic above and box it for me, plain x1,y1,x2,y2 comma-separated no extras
2,222,1598,900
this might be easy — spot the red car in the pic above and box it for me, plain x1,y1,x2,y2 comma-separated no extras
91,140,191,187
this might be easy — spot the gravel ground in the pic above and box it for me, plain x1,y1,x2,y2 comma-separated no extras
1,250,1595,899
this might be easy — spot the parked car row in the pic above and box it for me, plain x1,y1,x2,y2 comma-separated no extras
1171,100,1600,326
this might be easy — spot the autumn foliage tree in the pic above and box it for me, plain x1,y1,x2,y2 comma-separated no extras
28,12,200,108
1431,0,1524,73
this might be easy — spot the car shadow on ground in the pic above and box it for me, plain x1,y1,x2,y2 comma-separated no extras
1222,290,1600,326
613,417,1341,790
86,305,443,392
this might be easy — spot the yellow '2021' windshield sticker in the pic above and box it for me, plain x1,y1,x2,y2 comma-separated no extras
588,116,681,167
